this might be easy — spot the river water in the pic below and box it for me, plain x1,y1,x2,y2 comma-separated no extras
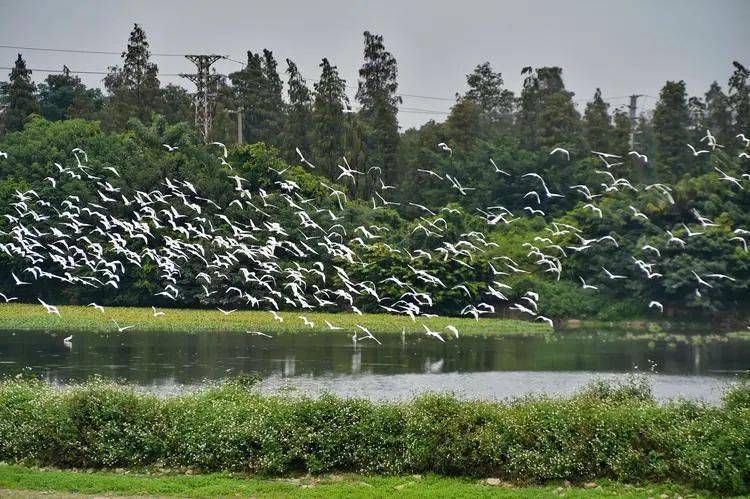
0,329,747,403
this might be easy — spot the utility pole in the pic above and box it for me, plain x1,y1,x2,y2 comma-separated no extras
227,107,244,145
628,94,642,149
181,55,223,143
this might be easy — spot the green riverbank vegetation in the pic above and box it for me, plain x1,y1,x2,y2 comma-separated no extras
0,303,549,335
0,377,747,495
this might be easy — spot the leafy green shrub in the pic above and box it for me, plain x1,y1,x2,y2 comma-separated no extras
0,378,747,495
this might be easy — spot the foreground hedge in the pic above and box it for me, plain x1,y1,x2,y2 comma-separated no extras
0,378,748,495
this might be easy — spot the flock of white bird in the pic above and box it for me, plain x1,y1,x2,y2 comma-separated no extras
1,129,749,348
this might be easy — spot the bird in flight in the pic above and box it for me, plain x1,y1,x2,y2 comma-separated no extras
549,147,570,160
111,319,134,332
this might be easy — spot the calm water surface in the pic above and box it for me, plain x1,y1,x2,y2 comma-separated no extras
0,329,748,403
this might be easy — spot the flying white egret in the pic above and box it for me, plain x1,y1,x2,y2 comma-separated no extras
270,310,284,322
0,292,18,303
579,276,598,290
602,267,627,280
87,302,105,313
437,142,452,155
691,271,713,288
210,141,228,158
37,298,60,316
111,319,134,332
687,144,709,156
12,272,29,286
648,301,664,313
536,315,554,328
295,147,316,169
489,158,510,175
628,151,648,163
423,324,445,342
355,324,382,344
549,147,570,160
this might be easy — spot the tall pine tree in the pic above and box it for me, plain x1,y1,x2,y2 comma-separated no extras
356,31,401,185
653,80,690,177
463,62,514,128
703,82,733,148
282,58,313,162
0,54,39,133
261,49,285,145
517,66,581,150
312,58,348,179
611,108,632,157
728,62,749,138
230,49,285,146
582,88,612,151
102,24,161,130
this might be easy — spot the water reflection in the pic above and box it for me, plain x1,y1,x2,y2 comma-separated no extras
0,329,747,402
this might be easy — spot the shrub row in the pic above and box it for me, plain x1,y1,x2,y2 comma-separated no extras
0,377,748,494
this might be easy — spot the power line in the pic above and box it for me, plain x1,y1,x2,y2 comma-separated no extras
0,66,183,76
0,44,187,57
0,65,450,116
1,44,460,103
0,43,659,113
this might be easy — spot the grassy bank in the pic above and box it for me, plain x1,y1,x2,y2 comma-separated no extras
0,303,550,335
0,466,712,498
0,378,748,495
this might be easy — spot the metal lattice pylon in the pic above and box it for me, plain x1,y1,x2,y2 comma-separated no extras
181,55,223,143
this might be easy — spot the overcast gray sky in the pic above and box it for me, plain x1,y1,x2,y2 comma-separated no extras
1,0,748,129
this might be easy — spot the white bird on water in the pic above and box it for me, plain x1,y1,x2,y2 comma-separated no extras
63,334,73,348
246,330,272,338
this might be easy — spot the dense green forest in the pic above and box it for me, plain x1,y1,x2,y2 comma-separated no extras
0,24,749,321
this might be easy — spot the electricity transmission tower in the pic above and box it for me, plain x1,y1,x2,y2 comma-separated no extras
181,55,223,143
